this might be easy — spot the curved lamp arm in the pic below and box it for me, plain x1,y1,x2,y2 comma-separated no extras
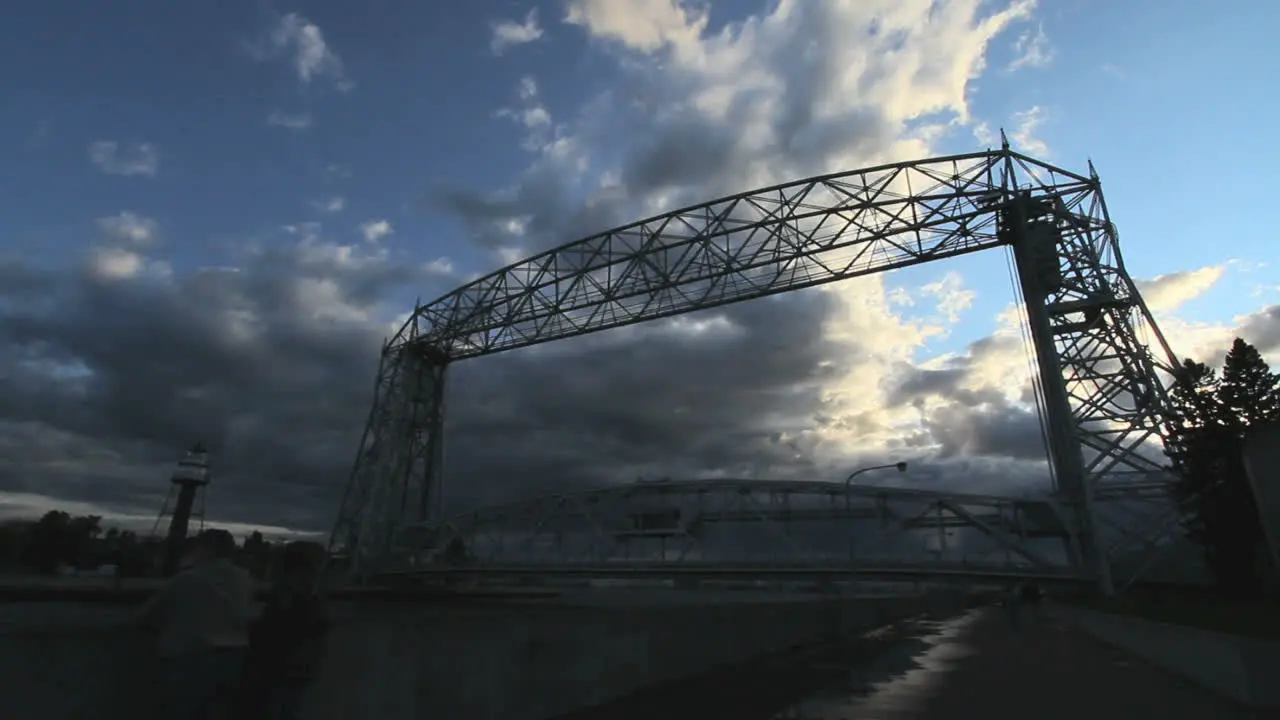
843,461,908,491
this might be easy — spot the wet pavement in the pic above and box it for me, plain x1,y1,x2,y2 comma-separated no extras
557,606,1275,720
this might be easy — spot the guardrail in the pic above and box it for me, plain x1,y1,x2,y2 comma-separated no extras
376,560,1086,585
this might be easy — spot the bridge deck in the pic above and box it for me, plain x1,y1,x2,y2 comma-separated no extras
557,607,1269,720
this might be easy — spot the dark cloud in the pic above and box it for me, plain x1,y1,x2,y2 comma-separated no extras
0,220,842,529
620,112,742,193
888,367,968,406
431,162,632,255
5,221,1277,542
0,213,1077,537
0,234,442,529
922,404,1048,461
444,292,844,507
887,362,1046,462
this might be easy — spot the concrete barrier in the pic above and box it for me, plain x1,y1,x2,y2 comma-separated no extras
0,589,960,720
1051,605,1280,709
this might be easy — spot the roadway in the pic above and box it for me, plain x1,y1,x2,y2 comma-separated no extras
556,606,1273,720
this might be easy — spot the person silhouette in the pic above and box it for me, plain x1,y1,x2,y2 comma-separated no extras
1003,582,1023,631
242,542,330,720
138,529,254,719
1020,581,1044,623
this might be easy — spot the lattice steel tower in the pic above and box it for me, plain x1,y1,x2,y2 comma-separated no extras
328,142,1184,592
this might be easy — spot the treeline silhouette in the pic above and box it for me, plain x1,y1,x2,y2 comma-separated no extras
1171,337,1280,599
0,511,324,581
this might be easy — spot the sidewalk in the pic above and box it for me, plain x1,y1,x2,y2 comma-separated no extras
558,606,1276,720
901,608,1277,720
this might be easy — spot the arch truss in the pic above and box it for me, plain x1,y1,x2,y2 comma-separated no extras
328,145,1186,594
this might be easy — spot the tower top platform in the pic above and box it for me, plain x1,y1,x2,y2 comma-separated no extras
170,442,211,487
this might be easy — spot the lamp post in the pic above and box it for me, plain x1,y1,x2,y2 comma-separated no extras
843,461,908,564
844,461,908,492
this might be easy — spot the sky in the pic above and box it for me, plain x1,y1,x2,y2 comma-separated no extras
1,0,1278,539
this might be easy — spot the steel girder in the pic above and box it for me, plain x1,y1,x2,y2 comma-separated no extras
328,146,1186,590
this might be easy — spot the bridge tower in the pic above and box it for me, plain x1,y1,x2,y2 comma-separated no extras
151,442,212,576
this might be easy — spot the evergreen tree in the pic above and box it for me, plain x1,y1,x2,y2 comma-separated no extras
1168,360,1222,552
1169,359,1221,430
1220,338,1280,427
1169,338,1278,599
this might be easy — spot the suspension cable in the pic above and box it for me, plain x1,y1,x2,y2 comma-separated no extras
1004,245,1057,494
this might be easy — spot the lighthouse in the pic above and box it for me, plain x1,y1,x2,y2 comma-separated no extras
152,442,212,575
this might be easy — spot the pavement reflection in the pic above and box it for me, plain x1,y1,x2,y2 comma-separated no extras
560,606,1264,720
770,611,981,719
557,611,977,720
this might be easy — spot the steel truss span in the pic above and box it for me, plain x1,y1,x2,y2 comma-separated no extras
328,146,1186,593
387,480,1080,582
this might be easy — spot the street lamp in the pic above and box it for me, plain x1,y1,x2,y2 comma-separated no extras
843,461,909,566
843,461,908,491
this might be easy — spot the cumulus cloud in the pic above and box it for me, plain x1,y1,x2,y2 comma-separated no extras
322,164,352,182
85,246,170,281
1008,23,1053,70
564,0,708,54
359,220,394,243
267,111,313,130
491,8,544,55
443,0,1039,254
971,105,1046,155
1236,305,1280,354
313,197,346,214
921,273,977,324
1007,106,1048,156
1137,266,1227,313
6,0,1278,543
1121,263,1280,366
88,141,160,177
96,212,159,247
886,269,1280,509
253,13,352,91
494,76,555,151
